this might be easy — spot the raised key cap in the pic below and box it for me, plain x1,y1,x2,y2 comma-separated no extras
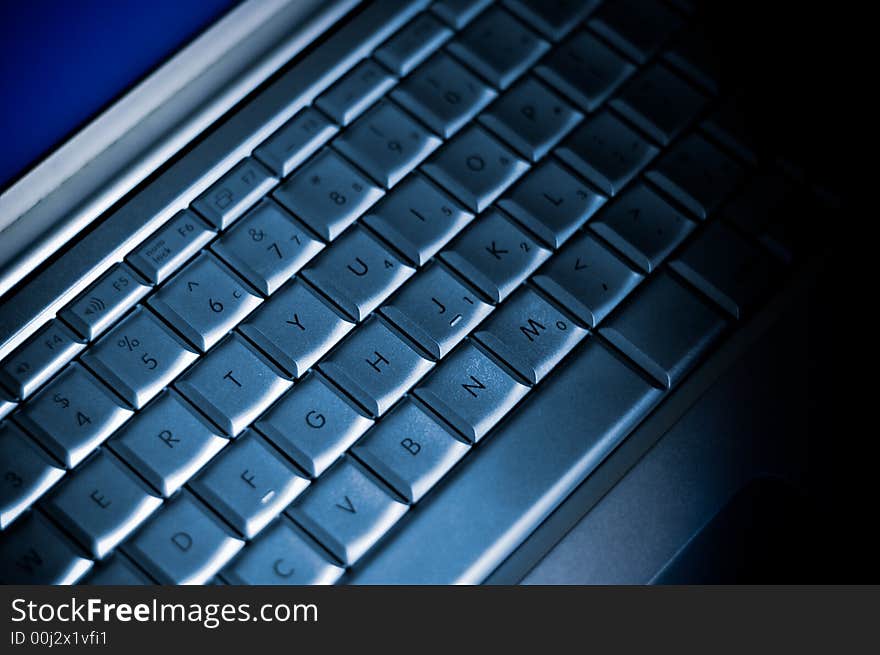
0,390,14,421
176,334,291,437
256,373,373,478
44,450,162,559
240,279,354,378
588,0,683,64
253,107,338,178
60,263,151,341
0,320,84,400
16,363,132,469
287,457,407,566
127,210,215,284
192,158,277,230
375,12,452,76
503,0,599,41
0,422,65,530
315,59,397,126
431,0,492,29
0,511,92,584
85,553,152,585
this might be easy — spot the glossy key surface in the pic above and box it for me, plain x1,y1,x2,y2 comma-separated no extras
192,158,277,230
0,421,65,530
253,107,338,178
0,320,84,400
375,12,452,76
0,511,92,584
127,210,215,285
315,59,397,127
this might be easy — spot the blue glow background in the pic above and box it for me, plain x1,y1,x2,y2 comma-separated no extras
0,0,239,192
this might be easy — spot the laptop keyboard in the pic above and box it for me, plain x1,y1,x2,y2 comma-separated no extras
0,0,820,584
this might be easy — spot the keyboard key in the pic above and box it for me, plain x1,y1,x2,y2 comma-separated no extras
610,64,707,146
441,208,551,303
381,263,493,359
334,101,441,188
83,306,199,409
448,7,550,90
287,457,407,566
415,341,528,442
190,430,309,539
44,450,162,559
503,0,599,41
392,52,496,138
533,232,643,327
362,174,474,266
148,252,262,352
16,363,132,469
646,133,745,219
0,320,84,400
253,107,338,177
124,492,244,584
222,519,344,585
240,279,354,378
320,317,433,418
600,270,727,388
256,373,373,478
126,209,216,284
110,390,227,497
664,29,721,94
475,287,587,384
535,30,635,112
315,59,397,126
0,511,92,584
0,390,15,421
0,422,65,530
353,399,469,503
589,182,695,273
60,263,151,341
303,226,414,322
352,340,663,584
431,0,492,29
176,334,291,437
701,97,758,165
212,199,324,295
423,126,529,213
375,12,453,76
499,159,606,248
479,76,582,161
273,149,384,241
85,553,152,585
192,158,278,230
588,0,683,64
556,110,659,196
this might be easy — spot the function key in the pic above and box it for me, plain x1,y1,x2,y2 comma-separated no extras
0,320,84,400
126,209,215,285
253,107,338,178
192,158,277,230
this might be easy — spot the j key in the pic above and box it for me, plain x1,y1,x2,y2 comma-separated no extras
424,126,529,213
589,182,695,273
475,287,587,384
176,334,291,437
362,174,474,266
334,101,441,188
375,12,453,76
535,30,635,112
212,199,324,295
431,0,492,29
391,52,496,138
479,76,582,162
556,110,659,196
533,232,643,327
256,373,373,478
441,208,551,303
0,511,92,584
126,209,215,284
646,133,745,219
190,430,309,539
60,263,151,341
0,320,84,400
670,221,780,319
192,158,278,230
16,363,132,469
315,59,397,126
499,159,606,248
253,107,338,177
610,64,707,146
414,341,529,442
0,390,14,421
273,148,384,241
588,0,683,64
148,252,262,352
320,317,433,418
83,306,199,409
381,263,493,359
44,450,162,559
503,0,599,41
86,553,152,585
303,226,414,322
240,279,354,378
110,390,227,497
353,398,469,503
287,457,407,566
448,7,550,90
221,519,344,585
600,270,727,388
124,491,244,584
0,422,65,530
